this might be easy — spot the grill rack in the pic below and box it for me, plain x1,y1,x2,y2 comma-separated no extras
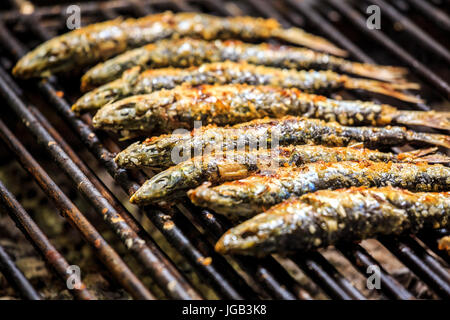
0,0,448,300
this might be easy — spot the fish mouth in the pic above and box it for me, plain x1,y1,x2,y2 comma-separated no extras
215,213,284,256
13,37,76,78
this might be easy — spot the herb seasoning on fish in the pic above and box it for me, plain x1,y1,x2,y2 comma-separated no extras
80,38,401,89
92,84,448,134
13,11,346,79
185,161,450,219
215,187,450,256
74,62,420,113
115,116,450,169
132,145,447,203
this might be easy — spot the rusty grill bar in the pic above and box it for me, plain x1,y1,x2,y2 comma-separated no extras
0,0,448,300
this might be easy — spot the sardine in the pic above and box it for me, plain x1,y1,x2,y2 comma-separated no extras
74,62,420,113
80,38,402,90
13,11,346,79
115,116,450,169
215,187,450,256
133,145,447,203
92,84,448,133
185,161,450,219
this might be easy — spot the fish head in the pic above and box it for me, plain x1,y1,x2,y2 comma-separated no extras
13,37,77,78
92,95,158,132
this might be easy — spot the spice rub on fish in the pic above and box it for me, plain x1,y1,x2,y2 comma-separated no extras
115,116,450,169
92,84,449,133
132,145,447,203
186,161,450,219
80,38,402,90
215,187,450,256
13,11,346,79
74,62,420,113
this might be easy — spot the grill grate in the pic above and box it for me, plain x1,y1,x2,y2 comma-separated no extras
0,0,448,300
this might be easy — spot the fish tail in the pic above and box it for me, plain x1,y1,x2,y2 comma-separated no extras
393,110,450,131
343,77,423,103
407,132,450,149
340,61,408,83
399,147,450,164
272,28,348,57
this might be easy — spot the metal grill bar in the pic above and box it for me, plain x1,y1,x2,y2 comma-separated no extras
381,237,450,299
179,202,303,300
418,230,450,265
280,0,450,296
18,25,261,301
368,0,450,64
291,252,365,300
186,204,314,299
0,115,154,300
19,2,313,300
0,242,41,300
0,21,203,300
285,0,374,62
406,0,450,31
327,0,450,99
337,244,414,300
285,0,429,111
196,0,374,299
0,179,93,300
28,105,201,300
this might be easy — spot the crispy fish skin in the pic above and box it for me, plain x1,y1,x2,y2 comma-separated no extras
115,116,450,169
14,11,346,79
80,38,401,89
92,84,449,133
74,61,420,113
215,187,450,256
131,145,441,203
186,161,450,219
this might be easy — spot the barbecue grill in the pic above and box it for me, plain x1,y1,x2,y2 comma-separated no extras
0,0,448,300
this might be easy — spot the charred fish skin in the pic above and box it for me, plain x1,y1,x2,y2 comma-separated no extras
74,62,345,112
215,187,450,256
92,84,450,133
186,161,450,219
131,145,438,203
14,11,346,79
115,116,450,169
80,37,401,89
74,61,419,113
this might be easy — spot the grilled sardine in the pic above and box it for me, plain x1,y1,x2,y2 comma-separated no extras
186,161,450,219
115,116,450,169
92,84,448,133
80,38,402,90
74,62,420,113
13,11,345,79
134,146,447,203
215,187,450,256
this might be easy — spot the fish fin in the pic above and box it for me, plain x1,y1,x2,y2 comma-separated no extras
393,111,450,131
272,28,347,57
343,77,423,103
399,147,450,164
340,62,408,83
408,132,450,149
